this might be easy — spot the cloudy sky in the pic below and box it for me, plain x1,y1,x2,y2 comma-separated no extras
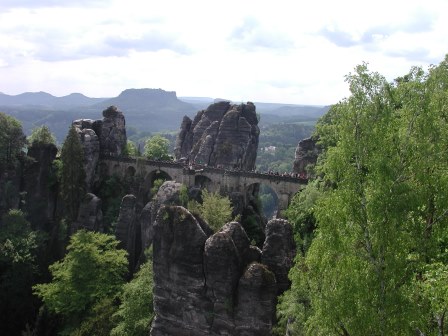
0,0,446,105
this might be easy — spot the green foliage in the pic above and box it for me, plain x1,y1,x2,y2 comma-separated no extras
179,184,189,207
28,125,56,146
33,230,128,332
150,178,165,197
60,126,85,222
143,135,171,161
97,174,128,232
0,210,42,335
279,58,448,335
112,256,154,336
70,298,117,336
284,180,321,254
0,112,26,171
193,189,233,231
124,140,139,157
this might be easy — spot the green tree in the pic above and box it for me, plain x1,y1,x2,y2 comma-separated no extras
60,126,85,222
189,189,233,231
125,140,139,157
28,125,56,146
0,112,26,171
0,209,42,335
33,230,128,333
279,59,448,335
112,256,154,336
143,135,171,161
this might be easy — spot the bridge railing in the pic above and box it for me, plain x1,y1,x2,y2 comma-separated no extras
100,155,308,184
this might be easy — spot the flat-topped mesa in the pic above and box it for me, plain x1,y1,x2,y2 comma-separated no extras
175,101,259,170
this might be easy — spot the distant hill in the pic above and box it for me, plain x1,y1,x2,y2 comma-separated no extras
0,89,330,143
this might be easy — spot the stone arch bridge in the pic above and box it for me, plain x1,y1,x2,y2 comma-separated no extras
100,155,307,213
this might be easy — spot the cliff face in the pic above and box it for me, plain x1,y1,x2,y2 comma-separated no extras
175,101,259,171
293,136,320,176
151,204,295,336
73,106,127,189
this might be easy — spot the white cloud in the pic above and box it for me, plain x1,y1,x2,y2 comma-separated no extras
0,0,447,105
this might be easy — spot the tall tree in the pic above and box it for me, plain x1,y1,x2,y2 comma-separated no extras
60,126,85,223
28,125,56,146
0,112,26,171
33,230,128,334
278,58,448,335
143,135,171,161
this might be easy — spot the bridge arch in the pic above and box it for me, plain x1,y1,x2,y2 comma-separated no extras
194,175,213,191
245,182,279,220
142,169,173,203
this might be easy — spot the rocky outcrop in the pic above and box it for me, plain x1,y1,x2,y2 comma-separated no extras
151,206,211,336
151,206,295,336
100,106,127,156
115,194,141,272
293,136,320,176
234,263,277,336
72,193,103,232
140,181,184,253
261,219,296,294
72,119,101,188
72,106,127,189
175,101,259,170
22,143,58,231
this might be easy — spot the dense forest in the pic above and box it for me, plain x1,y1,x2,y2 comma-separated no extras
1,56,448,335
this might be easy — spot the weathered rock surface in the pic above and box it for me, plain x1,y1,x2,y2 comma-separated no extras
234,263,277,336
72,119,101,189
261,219,296,294
151,207,295,336
151,205,211,336
115,194,140,271
23,143,58,231
175,101,259,170
293,136,320,176
72,193,103,232
72,106,127,189
140,181,184,253
100,105,127,156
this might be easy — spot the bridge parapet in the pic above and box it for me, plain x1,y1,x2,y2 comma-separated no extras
100,155,307,213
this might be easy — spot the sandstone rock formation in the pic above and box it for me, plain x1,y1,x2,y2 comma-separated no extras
151,206,295,336
293,136,320,176
23,143,58,231
72,119,101,188
262,219,296,294
72,105,127,189
100,106,127,157
175,101,259,170
72,193,103,233
115,194,141,271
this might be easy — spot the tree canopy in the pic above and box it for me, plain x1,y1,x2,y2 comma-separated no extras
0,112,26,171
28,125,56,146
60,126,86,222
33,230,128,332
143,135,171,161
278,57,448,335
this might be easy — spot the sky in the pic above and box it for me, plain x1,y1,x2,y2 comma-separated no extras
0,0,447,105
